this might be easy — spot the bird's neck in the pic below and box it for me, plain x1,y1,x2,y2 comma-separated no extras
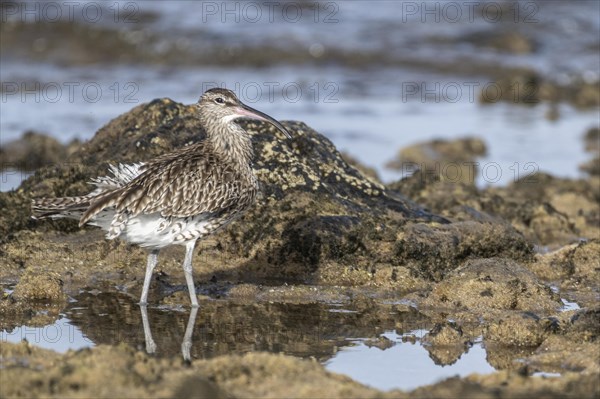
204,120,254,168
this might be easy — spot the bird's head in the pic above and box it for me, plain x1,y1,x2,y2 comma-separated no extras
198,88,291,139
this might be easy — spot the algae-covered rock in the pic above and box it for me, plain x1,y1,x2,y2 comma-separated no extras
529,334,600,375
394,221,532,281
389,170,599,248
485,312,556,347
340,151,380,182
421,322,471,366
0,266,65,332
475,68,599,108
479,69,541,105
0,341,226,399
579,156,600,176
0,341,380,399
583,127,599,153
194,352,381,399
386,137,487,185
566,306,600,343
0,130,79,171
2,340,598,399
530,240,600,286
581,126,600,176
11,267,65,302
1,98,532,289
420,258,561,314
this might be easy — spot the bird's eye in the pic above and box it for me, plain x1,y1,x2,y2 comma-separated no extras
214,97,225,104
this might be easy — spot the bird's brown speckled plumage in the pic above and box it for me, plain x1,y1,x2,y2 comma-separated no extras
79,137,258,242
32,88,290,306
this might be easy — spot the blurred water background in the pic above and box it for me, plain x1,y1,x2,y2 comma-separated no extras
1,0,599,189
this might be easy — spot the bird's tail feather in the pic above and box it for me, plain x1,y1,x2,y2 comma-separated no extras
31,196,91,220
79,188,123,227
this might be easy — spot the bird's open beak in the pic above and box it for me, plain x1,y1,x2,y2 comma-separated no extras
234,103,292,139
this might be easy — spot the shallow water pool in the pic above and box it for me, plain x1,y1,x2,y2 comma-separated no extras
1,288,504,391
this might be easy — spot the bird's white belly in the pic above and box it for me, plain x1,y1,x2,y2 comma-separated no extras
90,210,213,249
124,214,214,249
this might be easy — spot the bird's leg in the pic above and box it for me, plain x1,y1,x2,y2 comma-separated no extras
140,249,159,305
181,306,199,363
140,304,157,354
183,241,199,307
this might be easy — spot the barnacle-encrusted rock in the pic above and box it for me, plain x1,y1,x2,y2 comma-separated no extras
0,130,80,170
386,137,487,185
389,169,599,248
419,258,561,313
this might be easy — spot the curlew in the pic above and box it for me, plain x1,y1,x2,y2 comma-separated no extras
32,88,291,306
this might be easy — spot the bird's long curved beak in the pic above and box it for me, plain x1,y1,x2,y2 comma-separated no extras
234,103,291,139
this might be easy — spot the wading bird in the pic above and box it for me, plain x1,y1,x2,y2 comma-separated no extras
32,88,291,306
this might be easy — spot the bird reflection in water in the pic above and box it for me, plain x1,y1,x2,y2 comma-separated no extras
139,305,199,362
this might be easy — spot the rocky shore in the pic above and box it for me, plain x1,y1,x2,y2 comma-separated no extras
1,99,598,398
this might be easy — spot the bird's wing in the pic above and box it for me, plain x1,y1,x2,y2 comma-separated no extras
80,143,247,225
